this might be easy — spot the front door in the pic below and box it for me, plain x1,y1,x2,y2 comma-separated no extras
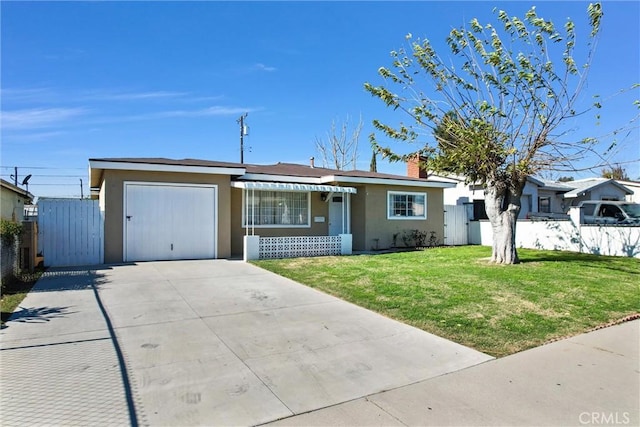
328,196,343,236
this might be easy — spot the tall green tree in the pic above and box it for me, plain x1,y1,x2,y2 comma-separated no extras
365,3,614,264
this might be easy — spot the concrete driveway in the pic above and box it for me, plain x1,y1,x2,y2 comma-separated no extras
1,260,492,426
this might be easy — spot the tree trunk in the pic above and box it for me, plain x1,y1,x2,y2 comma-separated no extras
484,179,525,264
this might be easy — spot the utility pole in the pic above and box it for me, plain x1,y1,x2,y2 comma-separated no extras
80,178,84,199
237,113,248,164
13,167,18,186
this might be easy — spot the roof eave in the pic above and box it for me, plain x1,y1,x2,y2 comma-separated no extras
88,159,247,188
322,175,457,188
236,173,322,184
0,179,34,201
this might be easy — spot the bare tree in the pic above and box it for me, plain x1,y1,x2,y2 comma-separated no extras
315,115,363,170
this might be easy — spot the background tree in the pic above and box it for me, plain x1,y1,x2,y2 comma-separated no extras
370,150,377,172
364,3,623,264
601,164,629,180
557,176,575,182
315,115,363,170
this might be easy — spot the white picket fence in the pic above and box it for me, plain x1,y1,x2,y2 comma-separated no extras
38,198,104,267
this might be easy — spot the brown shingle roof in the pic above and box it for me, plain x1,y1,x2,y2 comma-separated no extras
89,158,445,184
89,157,244,169
244,162,434,182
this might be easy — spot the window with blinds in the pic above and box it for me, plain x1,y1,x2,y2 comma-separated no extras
244,191,310,227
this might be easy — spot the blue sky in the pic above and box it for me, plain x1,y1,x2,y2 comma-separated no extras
2,1,638,198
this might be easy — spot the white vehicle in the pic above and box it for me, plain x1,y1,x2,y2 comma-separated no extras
578,201,640,225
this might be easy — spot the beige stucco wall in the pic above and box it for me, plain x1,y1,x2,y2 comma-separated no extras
230,184,445,255
349,184,445,251
1,188,27,221
100,172,446,261
100,170,232,263
350,185,367,250
230,188,330,257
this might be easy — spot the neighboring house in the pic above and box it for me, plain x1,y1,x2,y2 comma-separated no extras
438,175,547,220
1,179,34,221
558,178,633,207
616,180,640,203
435,168,634,220
89,157,455,263
534,180,572,218
1,179,34,281
407,158,549,220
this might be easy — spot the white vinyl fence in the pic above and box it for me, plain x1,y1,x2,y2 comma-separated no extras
469,219,640,258
38,199,104,267
444,204,469,246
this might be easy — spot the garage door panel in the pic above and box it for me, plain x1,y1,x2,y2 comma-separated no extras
125,183,216,262
170,186,215,260
126,185,174,262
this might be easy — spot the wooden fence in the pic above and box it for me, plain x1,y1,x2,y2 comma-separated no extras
38,199,104,267
444,204,469,246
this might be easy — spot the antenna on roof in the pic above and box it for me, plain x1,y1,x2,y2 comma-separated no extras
21,174,32,193
237,113,248,164
10,167,18,186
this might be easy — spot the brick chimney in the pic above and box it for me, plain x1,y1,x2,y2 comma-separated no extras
407,155,428,179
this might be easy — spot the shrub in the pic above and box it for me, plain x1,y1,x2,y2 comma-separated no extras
0,219,23,246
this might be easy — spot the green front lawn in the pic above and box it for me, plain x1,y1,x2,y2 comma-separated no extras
253,246,639,357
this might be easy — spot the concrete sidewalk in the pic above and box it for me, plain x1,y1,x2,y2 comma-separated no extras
0,268,137,426
268,319,640,426
1,260,492,426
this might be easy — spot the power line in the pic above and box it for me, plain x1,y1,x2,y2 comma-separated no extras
0,166,86,170
0,173,85,178
25,183,87,186
36,195,84,198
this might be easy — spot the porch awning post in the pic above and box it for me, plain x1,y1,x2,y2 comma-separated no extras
251,189,256,236
342,195,345,234
251,188,255,236
244,188,248,237
346,193,351,234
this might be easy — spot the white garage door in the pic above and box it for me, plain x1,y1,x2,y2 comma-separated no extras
124,183,216,262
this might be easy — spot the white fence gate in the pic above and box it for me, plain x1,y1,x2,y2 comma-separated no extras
444,204,469,246
38,198,104,267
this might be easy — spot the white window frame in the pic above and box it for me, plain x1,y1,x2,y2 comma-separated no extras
242,190,311,228
387,191,427,220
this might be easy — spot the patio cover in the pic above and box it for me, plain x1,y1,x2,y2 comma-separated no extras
231,181,357,193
